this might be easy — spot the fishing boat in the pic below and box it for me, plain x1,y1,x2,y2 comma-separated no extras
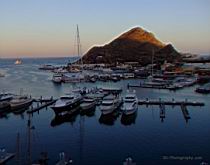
121,90,138,115
80,97,96,111
100,94,122,115
10,96,33,110
51,94,82,115
52,73,63,83
14,59,22,65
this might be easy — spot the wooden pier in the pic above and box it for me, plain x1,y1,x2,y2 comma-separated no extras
0,153,15,164
27,99,56,114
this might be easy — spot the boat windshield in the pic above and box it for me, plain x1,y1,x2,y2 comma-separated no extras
125,100,134,103
61,96,74,99
125,97,135,100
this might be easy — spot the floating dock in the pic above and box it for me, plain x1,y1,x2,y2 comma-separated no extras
0,153,15,164
27,99,56,114
138,99,204,106
127,83,180,90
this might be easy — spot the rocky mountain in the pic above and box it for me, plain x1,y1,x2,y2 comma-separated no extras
82,27,182,65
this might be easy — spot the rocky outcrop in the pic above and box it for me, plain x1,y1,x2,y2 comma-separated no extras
82,27,181,65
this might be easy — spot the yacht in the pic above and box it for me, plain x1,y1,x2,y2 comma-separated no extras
51,94,82,115
80,97,96,111
121,91,138,115
10,96,33,110
52,73,63,83
100,94,122,115
14,59,22,65
0,93,13,102
61,73,85,83
0,72,5,77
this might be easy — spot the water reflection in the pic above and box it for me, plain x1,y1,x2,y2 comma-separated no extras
121,112,137,125
50,107,80,127
99,110,120,126
80,107,96,117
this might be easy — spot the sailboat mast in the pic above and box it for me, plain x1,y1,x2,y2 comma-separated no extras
151,48,154,77
76,25,83,68
27,114,32,165
16,132,20,165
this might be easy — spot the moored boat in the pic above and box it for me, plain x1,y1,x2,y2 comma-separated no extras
100,94,122,115
80,97,96,111
62,73,85,83
121,90,138,115
0,94,13,102
52,73,63,83
10,96,33,110
51,94,82,115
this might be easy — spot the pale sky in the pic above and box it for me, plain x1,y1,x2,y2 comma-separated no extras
0,0,210,58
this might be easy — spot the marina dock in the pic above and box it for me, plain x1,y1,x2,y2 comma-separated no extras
138,99,204,106
27,99,56,114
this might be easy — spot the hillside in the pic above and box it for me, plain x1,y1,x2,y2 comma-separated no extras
82,27,182,65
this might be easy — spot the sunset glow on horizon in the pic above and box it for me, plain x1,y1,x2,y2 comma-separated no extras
0,0,210,58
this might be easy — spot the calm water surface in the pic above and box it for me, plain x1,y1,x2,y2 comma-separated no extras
0,58,210,165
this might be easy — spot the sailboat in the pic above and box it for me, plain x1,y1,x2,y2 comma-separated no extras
142,49,169,87
61,25,85,83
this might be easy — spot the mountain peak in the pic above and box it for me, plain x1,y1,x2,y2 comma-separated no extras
118,27,165,47
82,26,180,65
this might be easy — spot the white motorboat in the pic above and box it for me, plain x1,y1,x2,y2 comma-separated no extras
39,64,57,70
0,72,5,77
51,94,82,115
10,96,33,110
62,73,85,83
14,59,22,65
100,94,122,115
0,94,13,102
80,97,96,111
52,73,62,83
121,91,138,115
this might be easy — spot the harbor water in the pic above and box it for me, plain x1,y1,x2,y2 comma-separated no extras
0,58,210,165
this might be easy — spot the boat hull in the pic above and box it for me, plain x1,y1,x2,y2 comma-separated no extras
52,99,81,115
10,99,33,111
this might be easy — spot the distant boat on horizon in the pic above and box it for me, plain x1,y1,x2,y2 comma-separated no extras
14,59,22,65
